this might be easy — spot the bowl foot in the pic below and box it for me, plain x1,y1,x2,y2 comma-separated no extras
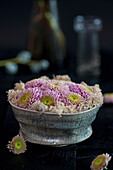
19,126,92,147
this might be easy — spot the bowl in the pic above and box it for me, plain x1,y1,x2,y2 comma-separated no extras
10,102,100,146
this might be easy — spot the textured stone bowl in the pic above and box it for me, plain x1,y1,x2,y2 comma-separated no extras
10,102,100,146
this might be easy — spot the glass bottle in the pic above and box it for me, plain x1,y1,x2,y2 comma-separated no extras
27,0,66,69
74,15,102,82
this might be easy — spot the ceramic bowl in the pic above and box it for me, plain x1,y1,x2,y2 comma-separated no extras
10,102,100,146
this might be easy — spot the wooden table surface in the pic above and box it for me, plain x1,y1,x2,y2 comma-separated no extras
0,69,113,170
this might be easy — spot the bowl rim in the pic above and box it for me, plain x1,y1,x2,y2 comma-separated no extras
9,101,101,116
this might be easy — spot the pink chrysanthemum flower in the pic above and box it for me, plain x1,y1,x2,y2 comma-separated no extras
7,135,27,154
58,90,82,106
47,80,70,92
40,90,59,106
90,153,111,170
17,88,42,109
25,79,38,88
25,78,48,91
69,83,92,99
104,93,113,104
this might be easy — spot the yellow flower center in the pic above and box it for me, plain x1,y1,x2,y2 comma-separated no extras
53,83,59,86
95,157,103,165
67,94,81,104
15,141,22,150
19,92,31,107
40,95,55,106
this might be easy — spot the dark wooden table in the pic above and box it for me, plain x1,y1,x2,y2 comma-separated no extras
0,69,113,170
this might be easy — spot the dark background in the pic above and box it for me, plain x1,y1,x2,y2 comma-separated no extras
0,0,113,84
0,0,113,57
